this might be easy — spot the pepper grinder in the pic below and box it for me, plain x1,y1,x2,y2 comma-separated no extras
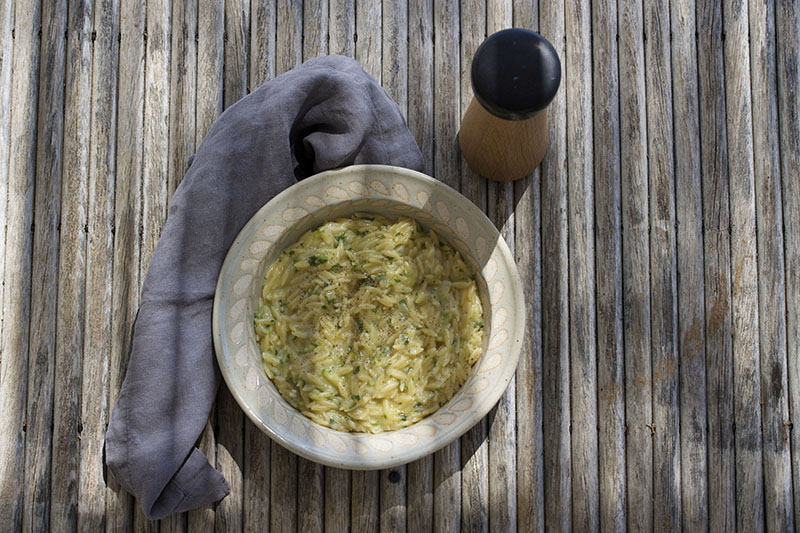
459,28,561,182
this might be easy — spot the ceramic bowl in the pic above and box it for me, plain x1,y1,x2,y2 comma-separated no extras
213,164,525,469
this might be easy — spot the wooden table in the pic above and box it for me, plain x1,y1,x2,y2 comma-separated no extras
1,0,799,531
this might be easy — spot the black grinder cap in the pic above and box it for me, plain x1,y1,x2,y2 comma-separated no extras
470,28,561,121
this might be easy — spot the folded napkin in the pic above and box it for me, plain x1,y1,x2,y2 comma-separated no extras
105,55,423,519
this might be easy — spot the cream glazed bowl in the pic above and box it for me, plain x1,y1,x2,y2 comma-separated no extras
213,164,525,469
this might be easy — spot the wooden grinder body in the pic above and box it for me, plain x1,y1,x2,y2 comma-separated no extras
459,98,548,182
459,28,561,182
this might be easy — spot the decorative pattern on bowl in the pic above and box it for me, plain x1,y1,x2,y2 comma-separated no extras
213,165,525,469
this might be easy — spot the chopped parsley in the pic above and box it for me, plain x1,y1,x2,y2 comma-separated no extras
308,254,328,266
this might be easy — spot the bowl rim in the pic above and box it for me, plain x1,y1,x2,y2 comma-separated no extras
212,164,526,469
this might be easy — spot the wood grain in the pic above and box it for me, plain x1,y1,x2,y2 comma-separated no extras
776,0,800,529
540,0,570,528
564,0,599,529
724,0,766,530
510,4,543,531
591,0,625,529
380,469,405,532
167,0,197,198
355,0,381,80
671,0,708,530
329,0,354,57
0,0,14,349
250,0,276,88
619,0,653,528
269,443,297,533
0,0,40,528
697,0,735,529
304,0,328,61
7,0,800,530
23,0,66,529
644,0,681,529
325,467,351,532
351,470,379,533
77,0,118,530
52,0,93,529
106,0,146,528
298,457,323,533
749,1,793,530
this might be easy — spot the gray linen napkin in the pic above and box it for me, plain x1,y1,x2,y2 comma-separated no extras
105,55,423,520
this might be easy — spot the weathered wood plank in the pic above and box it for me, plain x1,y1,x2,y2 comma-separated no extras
776,0,800,528
325,467,351,533
215,1,249,531
243,4,274,533
379,469,405,532
167,0,197,199
591,0,625,529
696,0,735,529
405,2,435,529
564,0,599,528
458,0,486,207
0,0,14,347
77,1,119,531
619,0,652,528
298,457,323,533
457,1,488,531
511,2,543,530
51,0,93,529
250,0,275,87
749,1,794,530
107,0,145,527
723,0,766,529
381,0,406,115
141,0,171,305
670,0,708,530
269,443,297,532
195,0,224,144
23,0,66,529
329,0,354,57
432,1,461,530
539,0,570,528
188,2,224,532
643,0,681,528
303,0,327,61
276,2,301,73
351,470,378,533
355,0,380,80
0,0,40,529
